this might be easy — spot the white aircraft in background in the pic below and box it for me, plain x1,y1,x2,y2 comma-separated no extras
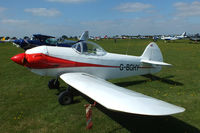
161,32,187,41
11,31,185,116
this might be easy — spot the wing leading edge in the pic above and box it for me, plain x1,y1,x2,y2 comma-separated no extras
60,73,185,116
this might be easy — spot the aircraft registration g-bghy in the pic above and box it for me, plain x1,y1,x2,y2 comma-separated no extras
11,35,185,116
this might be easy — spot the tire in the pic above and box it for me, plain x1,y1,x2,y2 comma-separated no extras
58,90,73,105
48,79,60,89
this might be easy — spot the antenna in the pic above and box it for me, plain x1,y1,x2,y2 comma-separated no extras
125,38,131,55
113,37,117,51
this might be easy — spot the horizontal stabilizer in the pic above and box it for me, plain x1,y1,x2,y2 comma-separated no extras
60,73,184,116
141,59,172,66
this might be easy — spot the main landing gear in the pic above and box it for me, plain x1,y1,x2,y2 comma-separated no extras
58,86,74,105
48,78,77,105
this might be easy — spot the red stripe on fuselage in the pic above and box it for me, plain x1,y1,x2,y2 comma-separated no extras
24,53,120,69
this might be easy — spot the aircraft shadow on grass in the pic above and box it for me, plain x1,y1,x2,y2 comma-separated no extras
95,103,200,133
115,74,183,87
142,74,184,86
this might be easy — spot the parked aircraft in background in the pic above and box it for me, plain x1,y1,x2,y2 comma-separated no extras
13,31,89,50
161,32,187,41
11,31,185,116
161,36,178,41
0,37,14,43
104,35,108,39
176,32,187,39
189,33,200,42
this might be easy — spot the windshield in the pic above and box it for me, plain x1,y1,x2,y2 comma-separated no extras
72,41,106,56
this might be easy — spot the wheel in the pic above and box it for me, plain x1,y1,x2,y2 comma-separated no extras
58,90,73,105
48,79,60,89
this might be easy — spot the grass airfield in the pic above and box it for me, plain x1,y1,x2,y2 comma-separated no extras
0,39,200,133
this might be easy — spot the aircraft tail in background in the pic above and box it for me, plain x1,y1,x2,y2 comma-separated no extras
181,32,186,37
79,31,89,41
176,32,187,39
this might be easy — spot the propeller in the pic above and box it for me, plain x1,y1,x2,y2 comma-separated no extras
11,53,28,66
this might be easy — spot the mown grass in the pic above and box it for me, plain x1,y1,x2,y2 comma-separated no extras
0,39,200,133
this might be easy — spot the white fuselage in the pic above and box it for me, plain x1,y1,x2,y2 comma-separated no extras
25,46,161,80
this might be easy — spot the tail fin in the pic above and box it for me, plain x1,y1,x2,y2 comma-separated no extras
79,31,89,41
141,42,163,62
181,32,186,37
141,42,171,66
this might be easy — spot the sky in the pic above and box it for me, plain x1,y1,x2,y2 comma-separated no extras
0,0,200,37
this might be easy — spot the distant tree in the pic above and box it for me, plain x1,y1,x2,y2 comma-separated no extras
24,36,30,40
62,35,68,39
12,37,17,40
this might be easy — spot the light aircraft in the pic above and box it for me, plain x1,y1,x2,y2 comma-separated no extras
11,34,185,116
161,36,178,41
13,31,88,50
161,32,186,41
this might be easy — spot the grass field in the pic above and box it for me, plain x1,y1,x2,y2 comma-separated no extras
0,39,200,133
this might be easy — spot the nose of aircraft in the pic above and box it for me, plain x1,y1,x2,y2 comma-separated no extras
11,53,25,65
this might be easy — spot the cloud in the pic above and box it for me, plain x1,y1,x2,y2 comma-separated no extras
0,16,199,37
0,19,81,37
79,16,200,36
174,1,200,17
46,0,93,3
24,8,60,17
115,2,153,12
0,7,6,13
1,19,28,24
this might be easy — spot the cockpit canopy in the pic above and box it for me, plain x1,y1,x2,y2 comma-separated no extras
72,41,106,56
45,38,57,45
45,38,76,45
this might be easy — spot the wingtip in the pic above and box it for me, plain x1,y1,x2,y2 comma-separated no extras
177,106,186,113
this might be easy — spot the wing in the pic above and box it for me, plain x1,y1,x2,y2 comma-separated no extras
60,73,185,116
